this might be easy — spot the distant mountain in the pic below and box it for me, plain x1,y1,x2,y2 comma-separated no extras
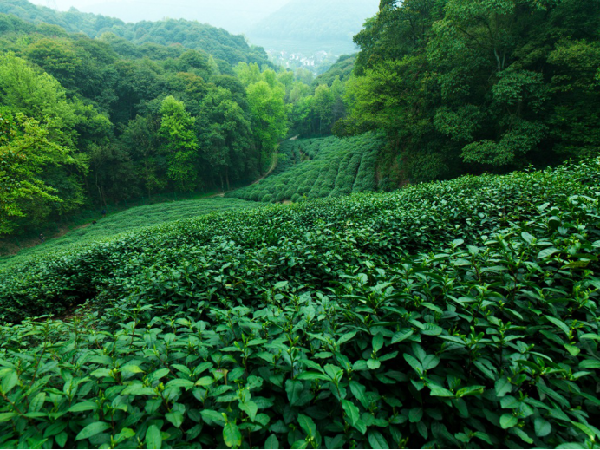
81,0,292,35
0,0,271,66
245,0,379,56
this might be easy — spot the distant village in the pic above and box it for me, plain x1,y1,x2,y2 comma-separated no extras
266,49,339,74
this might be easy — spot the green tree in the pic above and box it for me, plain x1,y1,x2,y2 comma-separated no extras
0,112,73,234
197,87,253,190
159,96,200,192
246,80,287,172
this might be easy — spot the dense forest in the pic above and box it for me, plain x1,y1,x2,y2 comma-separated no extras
0,0,271,65
339,0,600,183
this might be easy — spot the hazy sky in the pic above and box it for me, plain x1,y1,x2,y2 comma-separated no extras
29,0,293,33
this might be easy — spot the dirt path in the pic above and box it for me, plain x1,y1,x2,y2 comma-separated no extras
252,151,278,185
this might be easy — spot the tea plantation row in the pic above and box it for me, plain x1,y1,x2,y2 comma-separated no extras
0,198,258,271
227,134,382,203
0,159,599,448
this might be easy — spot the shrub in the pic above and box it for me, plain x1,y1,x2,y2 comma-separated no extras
1,159,599,449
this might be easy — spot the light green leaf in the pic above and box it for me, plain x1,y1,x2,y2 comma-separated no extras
200,409,226,426
150,368,170,381
579,359,600,369
223,422,242,449
367,359,381,369
391,329,414,344
429,386,454,397
1,370,17,394
349,381,368,408
495,377,512,397
146,424,162,449
240,400,259,422
68,400,98,413
166,379,194,389
500,414,518,429
421,323,443,336
342,400,360,426
0,412,16,422
372,334,384,353
298,414,317,437
296,371,329,382
403,354,421,373
29,392,46,413
166,412,184,428
195,376,213,387
534,418,551,437
75,421,110,441
564,344,580,356
368,431,389,449
122,365,145,374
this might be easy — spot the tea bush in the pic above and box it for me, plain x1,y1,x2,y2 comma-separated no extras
0,198,258,272
0,159,599,448
228,134,383,203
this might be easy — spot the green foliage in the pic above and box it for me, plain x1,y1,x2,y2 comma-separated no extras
0,158,599,448
229,134,381,203
159,97,199,192
344,0,600,183
0,1,271,67
0,11,270,237
237,64,288,173
0,198,258,271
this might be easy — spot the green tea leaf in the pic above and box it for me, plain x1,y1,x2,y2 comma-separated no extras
495,377,512,397
146,424,162,449
75,421,110,441
534,418,551,437
223,422,242,449
68,400,98,413
499,414,517,429
264,434,279,449
298,414,317,437
372,334,384,353
342,400,360,426
368,431,389,449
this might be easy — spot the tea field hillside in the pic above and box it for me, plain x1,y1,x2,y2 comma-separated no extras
227,133,383,203
0,159,600,448
0,198,258,271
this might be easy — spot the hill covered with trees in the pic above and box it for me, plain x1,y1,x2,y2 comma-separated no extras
0,0,271,66
337,0,600,184
0,13,288,238
246,0,378,56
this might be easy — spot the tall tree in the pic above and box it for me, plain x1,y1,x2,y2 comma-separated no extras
159,96,200,192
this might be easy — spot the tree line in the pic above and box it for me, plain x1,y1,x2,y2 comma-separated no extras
0,13,291,236
335,0,600,183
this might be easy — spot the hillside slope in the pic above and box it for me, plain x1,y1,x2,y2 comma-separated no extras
245,0,379,55
0,198,257,271
228,134,383,203
0,159,599,448
0,0,270,65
